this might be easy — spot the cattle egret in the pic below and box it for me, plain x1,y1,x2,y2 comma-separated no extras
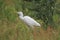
17,11,41,28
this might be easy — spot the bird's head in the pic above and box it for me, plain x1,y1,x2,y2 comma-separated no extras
17,11,23,17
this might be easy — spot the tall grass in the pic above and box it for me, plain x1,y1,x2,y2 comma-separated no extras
0,0,60,40
0,18,60,40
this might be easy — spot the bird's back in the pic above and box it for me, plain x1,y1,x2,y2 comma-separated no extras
23,16,41,27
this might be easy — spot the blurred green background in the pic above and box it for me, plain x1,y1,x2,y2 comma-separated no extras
0,0,60,40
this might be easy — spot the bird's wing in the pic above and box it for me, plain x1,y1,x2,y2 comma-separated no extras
24,16,41,26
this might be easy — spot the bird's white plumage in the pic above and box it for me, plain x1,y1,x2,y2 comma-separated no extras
17,11,41,28
24,16,40,27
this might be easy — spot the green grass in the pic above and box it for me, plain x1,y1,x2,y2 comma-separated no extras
0,16,60,40
0,0,60,40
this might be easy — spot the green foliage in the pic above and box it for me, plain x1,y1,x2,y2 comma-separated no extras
4,6,17,22
21,0,56,29
0,0,60,40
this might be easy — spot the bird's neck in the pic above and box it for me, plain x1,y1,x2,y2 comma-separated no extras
19,16,24,21
20,13,23,17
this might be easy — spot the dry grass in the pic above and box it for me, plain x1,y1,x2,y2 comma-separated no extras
0,18,59,40
32,26,59,40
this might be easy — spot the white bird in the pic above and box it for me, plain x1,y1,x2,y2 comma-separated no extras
17,11,41,28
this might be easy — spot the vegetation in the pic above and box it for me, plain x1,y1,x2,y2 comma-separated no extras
0,0,60,40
